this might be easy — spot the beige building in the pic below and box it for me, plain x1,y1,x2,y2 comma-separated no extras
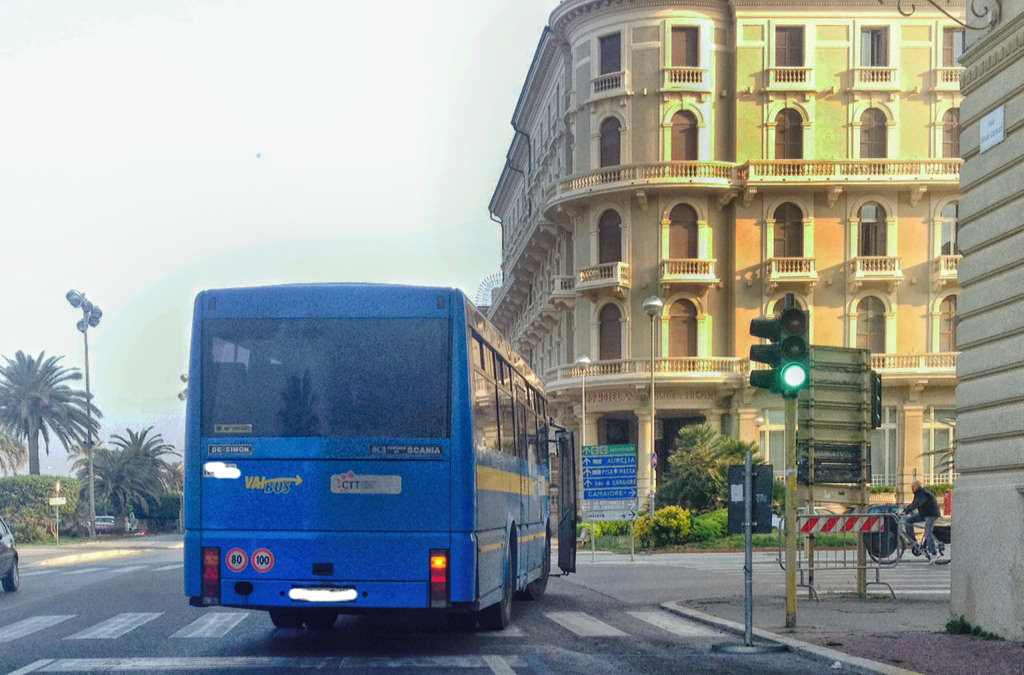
952,0,1024,642
488,1,963,510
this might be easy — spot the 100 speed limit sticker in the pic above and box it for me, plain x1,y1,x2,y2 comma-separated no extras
223,547,275,573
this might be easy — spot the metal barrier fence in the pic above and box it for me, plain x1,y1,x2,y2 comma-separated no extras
778,511,899,599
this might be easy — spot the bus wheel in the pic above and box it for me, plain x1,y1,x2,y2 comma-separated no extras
480,539,513,630
303,609,337,630
269,609,303,629
523,530,550,601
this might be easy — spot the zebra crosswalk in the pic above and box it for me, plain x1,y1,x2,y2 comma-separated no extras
0,607,724,645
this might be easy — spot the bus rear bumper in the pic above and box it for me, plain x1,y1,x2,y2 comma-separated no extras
218,578,430,610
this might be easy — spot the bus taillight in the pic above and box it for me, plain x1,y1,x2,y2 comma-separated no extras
429,549,449,608
202,547,221,605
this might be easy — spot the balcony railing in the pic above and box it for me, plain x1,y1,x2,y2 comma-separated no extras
934,67,965,90
871,352,958,373
768,67,814,89
660,259,718,284
550,274,575,301
849,256,903,290
853,66,899,89
557,161,743,198
553,356,748,381
662,67,710,92
934,254,961,279
747,159,961,184
591,70,628,97
576,262,631,292
766,257,817,288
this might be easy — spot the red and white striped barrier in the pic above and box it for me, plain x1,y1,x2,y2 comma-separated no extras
798,514,885,534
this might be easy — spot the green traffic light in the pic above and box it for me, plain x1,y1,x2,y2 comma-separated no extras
779,362,808,391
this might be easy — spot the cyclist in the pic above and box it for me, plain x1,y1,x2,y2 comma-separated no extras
899,480,940,563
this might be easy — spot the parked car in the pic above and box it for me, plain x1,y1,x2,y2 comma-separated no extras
0,516,18,592
94,515,116,533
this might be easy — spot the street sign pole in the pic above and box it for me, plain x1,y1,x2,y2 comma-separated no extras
785,396,798,628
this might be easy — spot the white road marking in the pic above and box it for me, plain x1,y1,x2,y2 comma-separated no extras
0,616,75,643
153,563,184,571
62,567,104,576
544,611,627,637
64,613,162,640
627,611,721,637
171,612,250,638
6,656,529,671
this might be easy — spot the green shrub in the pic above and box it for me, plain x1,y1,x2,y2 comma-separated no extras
688,509,728,542
870,485,897,494
634,506,691,547
593,520,631,536
0,475,81,542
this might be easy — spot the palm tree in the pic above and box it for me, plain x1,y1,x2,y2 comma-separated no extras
0,351,100,475
0,425,26,475
73,426,178,529
658,425,764,513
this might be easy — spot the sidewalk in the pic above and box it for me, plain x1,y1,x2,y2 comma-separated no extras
17,532,184,568
665,590,1024,675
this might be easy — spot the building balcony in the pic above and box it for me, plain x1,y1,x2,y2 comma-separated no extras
849,256,903,292
871,352,958,381
746,159,961,186
765,257,817,292
552,161,743,207
659,258,719,291
933,254,961,290
549,274,576,306
933,67,965,92
767,67,815,93
576,262,631,298
661,67,711,95
589,70,631,102
852,66,899,93
547,356,749,390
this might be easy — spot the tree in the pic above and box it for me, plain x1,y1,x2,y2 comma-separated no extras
0,351,100,475
657,425,764,514
0,426,26,476
73,426,178,530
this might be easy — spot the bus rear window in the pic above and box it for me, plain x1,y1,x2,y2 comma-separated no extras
201,318,450,438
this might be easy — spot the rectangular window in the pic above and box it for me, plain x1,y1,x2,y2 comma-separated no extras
600,33,621,74
472,371,500,453
671,26,699,67
869,407,898,486
497,388,515,455
201,318,450,439
943,28,965,67
775,26,804,67
861,27,889,67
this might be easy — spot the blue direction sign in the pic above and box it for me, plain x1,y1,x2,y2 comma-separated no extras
581,445,638,522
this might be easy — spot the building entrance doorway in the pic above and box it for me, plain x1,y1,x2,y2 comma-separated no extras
656,415,706,488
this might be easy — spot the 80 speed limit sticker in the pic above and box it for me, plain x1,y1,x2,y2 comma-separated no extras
251,548,275,573
225,548,248,573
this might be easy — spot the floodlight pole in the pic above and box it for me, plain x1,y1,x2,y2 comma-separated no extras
84,328,95,540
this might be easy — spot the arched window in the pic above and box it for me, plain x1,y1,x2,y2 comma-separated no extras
860,109,887,159
600,117,621,167
942,108,960,159
599,304,622,360
856,297,886,354
668,299,698,357
671,110,698,161
598,210,622,264
775,109,803,159
773,202,803,258
859,203,887,257
668,203,698,259
940,202,959,255
939,296,957,352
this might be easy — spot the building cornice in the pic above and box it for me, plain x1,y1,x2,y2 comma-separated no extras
960,6,1024,93
550,0,730,39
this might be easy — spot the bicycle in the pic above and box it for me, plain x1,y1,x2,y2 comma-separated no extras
863,505,951,565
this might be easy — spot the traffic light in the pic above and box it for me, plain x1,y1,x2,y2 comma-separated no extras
870,370,883,428
749,294,809,398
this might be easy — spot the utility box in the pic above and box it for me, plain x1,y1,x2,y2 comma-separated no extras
727,464,774,535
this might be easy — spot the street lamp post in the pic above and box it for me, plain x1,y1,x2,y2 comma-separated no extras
574,355,591,560
66,289,101,539
643,296,664,519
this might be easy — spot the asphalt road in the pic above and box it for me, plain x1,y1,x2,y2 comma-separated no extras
0,542,848,674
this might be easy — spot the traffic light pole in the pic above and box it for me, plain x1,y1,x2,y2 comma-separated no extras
785,396,798,628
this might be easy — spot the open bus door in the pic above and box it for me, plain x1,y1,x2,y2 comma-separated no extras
556,430,577,574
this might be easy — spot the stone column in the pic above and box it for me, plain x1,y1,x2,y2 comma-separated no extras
900,405,925,503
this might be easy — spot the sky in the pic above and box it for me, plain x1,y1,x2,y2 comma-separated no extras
0,0,557,475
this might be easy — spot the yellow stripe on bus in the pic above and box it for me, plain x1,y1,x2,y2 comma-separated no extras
475,466,546,496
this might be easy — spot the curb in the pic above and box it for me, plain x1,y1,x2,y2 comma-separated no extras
34,549,145,567
661,601,921,675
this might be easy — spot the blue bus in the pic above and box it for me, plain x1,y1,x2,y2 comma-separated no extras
183,283,577,630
